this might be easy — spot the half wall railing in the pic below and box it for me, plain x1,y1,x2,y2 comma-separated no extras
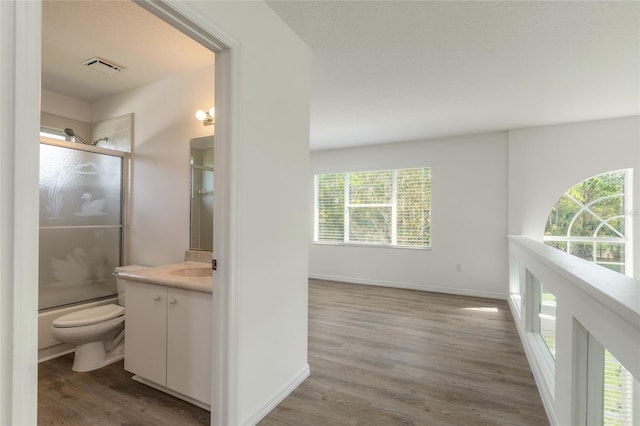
507,235,639,426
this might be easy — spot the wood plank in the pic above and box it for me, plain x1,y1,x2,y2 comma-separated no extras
260,279,549,426
38,279,548,425
38,354,209,425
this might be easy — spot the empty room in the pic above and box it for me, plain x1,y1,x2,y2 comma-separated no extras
2,1,639,425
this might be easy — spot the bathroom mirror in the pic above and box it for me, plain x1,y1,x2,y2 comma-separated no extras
190,136,214,251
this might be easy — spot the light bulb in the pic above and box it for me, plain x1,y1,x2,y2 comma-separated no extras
195,110,207,121
208,107,215,118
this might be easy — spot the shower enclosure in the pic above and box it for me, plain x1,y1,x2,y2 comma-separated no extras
39,138,126,310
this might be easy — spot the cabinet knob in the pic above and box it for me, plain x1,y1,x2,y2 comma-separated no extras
169,298,177,304
153,295,161,301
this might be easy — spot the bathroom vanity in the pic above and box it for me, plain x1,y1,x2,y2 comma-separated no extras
118,262,213,410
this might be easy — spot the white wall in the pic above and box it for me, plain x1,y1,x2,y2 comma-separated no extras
508,116,640,277
184,2,312,423
311,132,509,299
91,65,215,267
41,88,91,123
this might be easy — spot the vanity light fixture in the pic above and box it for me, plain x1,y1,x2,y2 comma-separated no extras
195,107,215,126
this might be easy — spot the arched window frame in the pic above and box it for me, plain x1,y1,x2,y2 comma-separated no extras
543,169,633,277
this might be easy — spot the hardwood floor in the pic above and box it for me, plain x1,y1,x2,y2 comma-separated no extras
260,279,549,426
38,279,548,425
38,355,209,425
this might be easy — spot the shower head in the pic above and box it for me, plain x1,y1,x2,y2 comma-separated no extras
93,137,109,145
63,128,89,145
63,128,105,146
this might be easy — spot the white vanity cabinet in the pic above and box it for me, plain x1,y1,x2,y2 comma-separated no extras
124,280,212,408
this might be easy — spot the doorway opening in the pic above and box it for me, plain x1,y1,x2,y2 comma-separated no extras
37,1,232,424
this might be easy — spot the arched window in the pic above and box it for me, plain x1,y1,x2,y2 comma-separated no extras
544,170,632,276
544,170,635,424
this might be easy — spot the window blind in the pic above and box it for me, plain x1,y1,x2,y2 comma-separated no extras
314,167,431,248
603,349,635,425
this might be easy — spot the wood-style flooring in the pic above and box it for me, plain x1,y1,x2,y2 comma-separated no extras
38,279,548,425
38,355,209,425
260,279,549,426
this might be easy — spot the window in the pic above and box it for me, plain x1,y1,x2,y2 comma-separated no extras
544,170,632,276
581,331,639,426
314,167,431,248
530,273,556,362
539,284,557,360
40,128,66,141
603,349,636,425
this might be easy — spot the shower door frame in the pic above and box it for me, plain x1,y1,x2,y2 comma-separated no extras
39,136,131,295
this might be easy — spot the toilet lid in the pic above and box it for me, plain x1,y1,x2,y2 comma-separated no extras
52,304,124,328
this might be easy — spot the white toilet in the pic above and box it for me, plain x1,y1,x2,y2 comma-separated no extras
51,265,143,372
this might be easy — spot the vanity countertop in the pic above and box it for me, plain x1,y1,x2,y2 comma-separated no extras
118,261,213,294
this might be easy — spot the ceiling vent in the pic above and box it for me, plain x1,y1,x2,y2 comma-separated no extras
82,57,123,75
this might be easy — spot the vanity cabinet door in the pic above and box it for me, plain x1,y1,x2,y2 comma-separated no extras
124,281,168,386
166,287,212,405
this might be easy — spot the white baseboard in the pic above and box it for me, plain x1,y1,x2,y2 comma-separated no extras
309,273,508,300
240,364,310,426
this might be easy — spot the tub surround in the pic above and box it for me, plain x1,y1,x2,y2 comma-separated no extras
118,261,212,294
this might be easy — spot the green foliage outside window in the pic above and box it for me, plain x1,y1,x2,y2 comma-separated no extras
544,171,627,274
316,173,344,242
545,171,625,237
315,168,431,248
348,170,394,243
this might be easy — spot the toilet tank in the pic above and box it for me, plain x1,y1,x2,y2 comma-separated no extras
113,265,145,306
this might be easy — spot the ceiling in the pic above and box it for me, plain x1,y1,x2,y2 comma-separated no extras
42,0,214,103
42,1,639,151
266,1,640,151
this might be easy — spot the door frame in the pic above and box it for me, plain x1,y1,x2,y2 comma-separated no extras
1,1,238,424
133,2,238,424
0,1,42,424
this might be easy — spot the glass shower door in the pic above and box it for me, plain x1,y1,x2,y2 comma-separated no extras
39,142,124,310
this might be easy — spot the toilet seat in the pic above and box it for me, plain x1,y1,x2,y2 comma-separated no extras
52,304,124,328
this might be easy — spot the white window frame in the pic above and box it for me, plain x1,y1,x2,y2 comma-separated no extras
314,167,431,249
544,169,633,277
573,322,639,426
525,270,555,398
